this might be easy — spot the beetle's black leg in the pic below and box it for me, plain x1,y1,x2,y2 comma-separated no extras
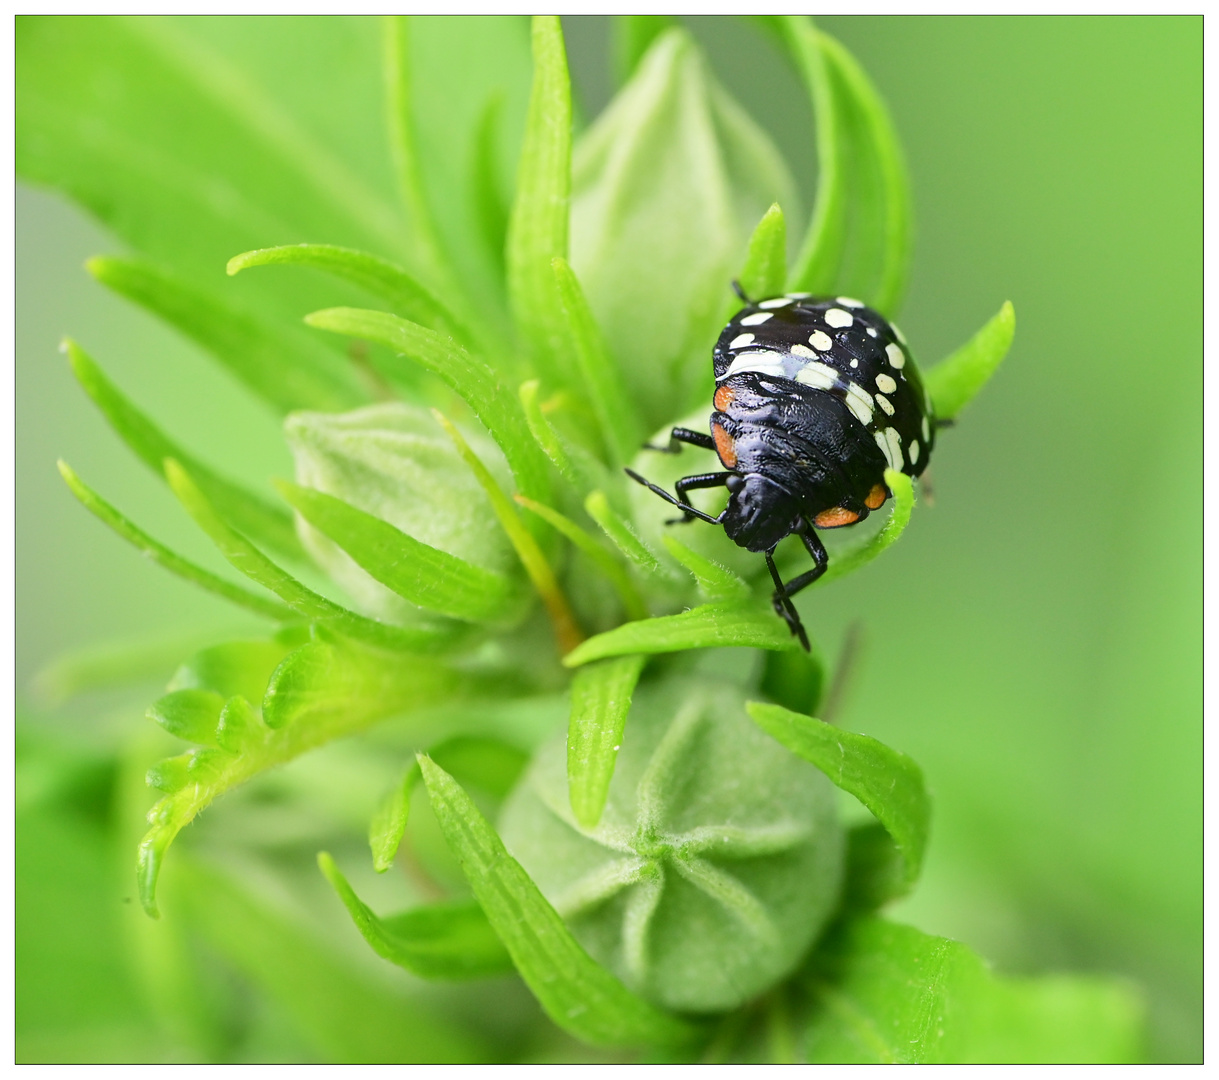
624,468,723,525
764,547,810,652
643,426,717,454
775,529,830,602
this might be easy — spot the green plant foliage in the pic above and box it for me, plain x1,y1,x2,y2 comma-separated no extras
18,10,1150,1067
418,755,695,1047
924,300,1016,421
802,918,1144,1064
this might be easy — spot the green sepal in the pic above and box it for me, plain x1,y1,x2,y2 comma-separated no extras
747,701,929,895
565,601,802,667
167,638,294,703
275,478,518,624
567,653,647,828
814,469,913,591
924,301,1016,421
585,490,668,577
612,15,678,86
417,755,697,1048
519,379,615,496
661,534,749,600
759,646,826,718
738,202,788,303
319,853,513,980
86,255,364,414
146,688,225,746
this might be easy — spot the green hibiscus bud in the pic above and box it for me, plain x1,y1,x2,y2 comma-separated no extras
499,676,843,1013
284,403,517,622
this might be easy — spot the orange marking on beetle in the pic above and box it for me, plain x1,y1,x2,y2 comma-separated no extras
714,384,735,412
865,483,888,510
814,506,861,528
711,422,737,468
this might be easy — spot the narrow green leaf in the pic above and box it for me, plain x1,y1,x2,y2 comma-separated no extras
471,90,510,278
57,460,295,623
803,917,1144,1064
518,379,612,493
65,338,302,560
924,301,1016,421
433,410,583,656
304,307,550,504
782,21,911,315
584,490,668,577
816,469,914,590
759,647,826,718
164,458,460,655
514,495,648,621
738,203,788,303
320,853,513,980
567,654,647,829
506,15,572,388
370,762,420,873
86,255,364,414
661,534,749,600
612,15,678,86
227,244,475,347
747,701,929,893
147,688,225,746
551,257,642,467
564,601,800,667
417,755,695,1047
275,479,517,624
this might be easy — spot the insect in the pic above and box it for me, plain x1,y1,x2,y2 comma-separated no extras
627,290,937,651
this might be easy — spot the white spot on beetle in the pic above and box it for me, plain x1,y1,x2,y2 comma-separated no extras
875,373,898,394
790,343,816,359
845,383,875,426
740,311,773,326
759,296,793,309
729,333,755,349
875,430,898,470
866,327,878,338
850,358,859,368
786,291,812,299
795,361,838,391
876,393,895,416
922,415,931,442
837,296,865,308
885,427,904,468
824,307,854,328
885,343,906,369
809,330,833,351
909,440,921,465
721,350,787,380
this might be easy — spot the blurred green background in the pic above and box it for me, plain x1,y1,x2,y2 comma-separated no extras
17,16,1200,1061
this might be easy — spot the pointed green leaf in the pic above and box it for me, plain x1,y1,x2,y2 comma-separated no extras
87,255,364,414
924,301,1016,421
782,19,911,315
747,701,929,894
551,257,642,467
518,379,614,494
815,469,914,590
369,762,421,873
514,495,648,621
470,91,510,278
147,688,225,746
417,755,695,1047
65,338,302,559
661,534,749,600
164,458,461,654
227,243,475,347
166,637,295,702
57,460,296,623
567,654,647,829
803,918,1144,1064
275,479,517,624
564,601,800,667
738,202,788,303
506,16,572,388
759,646,827,718
319,853,513,980
584,490,668,577
303,307,550,504
611,15,678,86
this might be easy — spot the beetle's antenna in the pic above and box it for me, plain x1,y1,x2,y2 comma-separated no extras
731,279,750,304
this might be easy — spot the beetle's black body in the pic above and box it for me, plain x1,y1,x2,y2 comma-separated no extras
627,292,936,650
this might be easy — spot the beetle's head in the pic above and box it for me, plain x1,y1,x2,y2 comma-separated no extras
722,473,799,552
